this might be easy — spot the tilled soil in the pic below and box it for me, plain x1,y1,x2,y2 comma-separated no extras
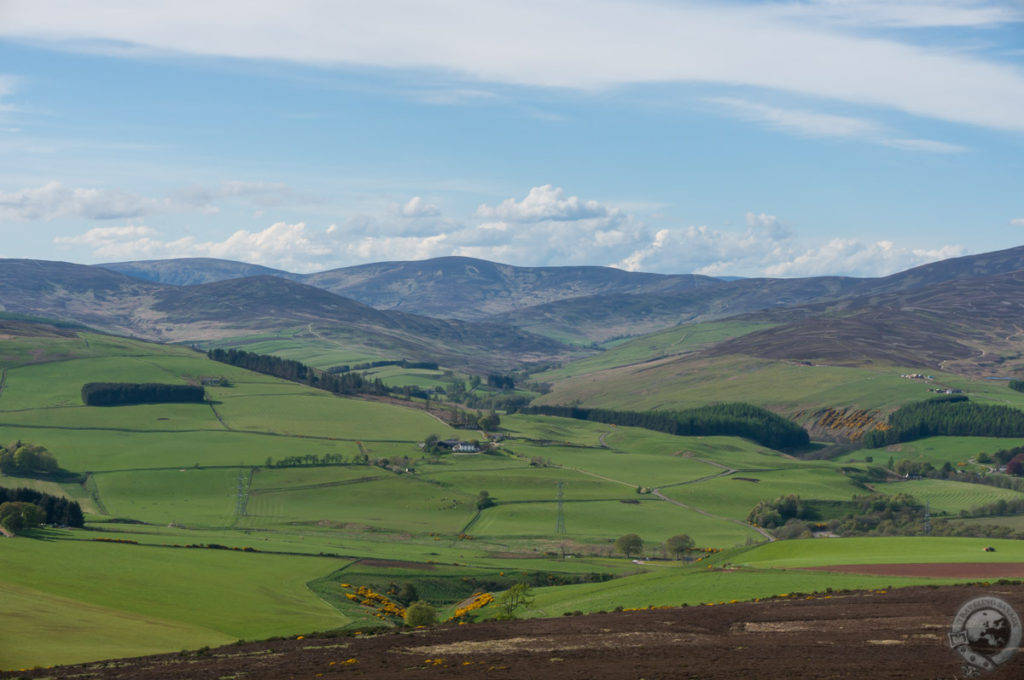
7,584,1024,679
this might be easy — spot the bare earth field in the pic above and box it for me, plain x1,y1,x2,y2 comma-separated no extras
7,584,1024,679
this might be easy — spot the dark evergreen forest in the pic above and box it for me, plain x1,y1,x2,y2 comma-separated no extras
862,395,1024,448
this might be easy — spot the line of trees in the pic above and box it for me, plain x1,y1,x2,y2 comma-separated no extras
265,452,351,467
0,487,84,527
208,348,388,397
1009,380,1024,393
862,395,1024,448
519,402,809,451
81,382,205,406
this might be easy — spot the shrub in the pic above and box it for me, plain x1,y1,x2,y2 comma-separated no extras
403,601,437,627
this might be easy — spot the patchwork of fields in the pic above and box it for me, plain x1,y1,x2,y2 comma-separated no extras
3,332,1024,670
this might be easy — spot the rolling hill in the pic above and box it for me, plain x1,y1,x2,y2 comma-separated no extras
0,260,580,372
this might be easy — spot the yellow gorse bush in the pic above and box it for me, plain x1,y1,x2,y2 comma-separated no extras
340,583,406,620
447,591,495,622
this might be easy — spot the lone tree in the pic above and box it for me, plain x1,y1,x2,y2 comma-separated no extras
665,534,695,559
615,533,643,558
495,582,534,620
476,490,495,510
0,501,46,536
477,411,500,431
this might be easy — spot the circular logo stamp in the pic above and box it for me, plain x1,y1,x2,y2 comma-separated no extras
948,596,1022,674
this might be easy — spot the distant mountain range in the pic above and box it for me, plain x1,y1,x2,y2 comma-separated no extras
3,245,1024,374
101,256,718,320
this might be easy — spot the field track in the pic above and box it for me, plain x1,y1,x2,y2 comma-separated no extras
802,562,1024,578
6,584,1023,679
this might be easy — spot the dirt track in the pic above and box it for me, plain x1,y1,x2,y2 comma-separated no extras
7,584,1024,679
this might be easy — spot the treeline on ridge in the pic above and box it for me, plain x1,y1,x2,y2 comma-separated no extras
519,403,809,450
81,382,205,406
862,395,1024,448
208,348,388,396
0,487,84,527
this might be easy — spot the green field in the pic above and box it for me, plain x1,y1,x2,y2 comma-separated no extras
874,479,1024,515
537,320,779,381
736,536,1024,568
5,329,1024,669
536,352,1024,416
840,436,1024,470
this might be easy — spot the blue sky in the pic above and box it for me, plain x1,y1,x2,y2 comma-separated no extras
1,0,1022,276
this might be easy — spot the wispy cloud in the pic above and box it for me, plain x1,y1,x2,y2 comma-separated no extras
0,181,164,220
3,1,1023,131
770,0,1024,29
0,180,304,221
710,97,968,152
709,97,880,139
0,75,18,112
1011,218,1024,226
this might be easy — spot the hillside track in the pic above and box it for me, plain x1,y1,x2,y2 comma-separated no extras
8,584,1024,679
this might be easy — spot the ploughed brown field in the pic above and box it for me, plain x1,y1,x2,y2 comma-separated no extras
6,584,1024,679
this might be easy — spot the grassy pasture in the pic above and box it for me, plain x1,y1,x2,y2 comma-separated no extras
0,534,350,665
420,465,634,502
212,389,459,440
538,321,778,381
874,479,1024,515
242,471,477,534
472,498,762,547
525,566,954,618
200,333,383,369
503,442,722,489
536,354,969,414
736,536,1024,568
501,413,611,445
0,581,234,671
839,436,1024,469
661,466,867,520
0,427,358,472
93,468,240,526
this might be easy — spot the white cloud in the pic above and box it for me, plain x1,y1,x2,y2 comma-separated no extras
759,239,966,278
397,196,441,218
4,1,1023,132
475,185,615,221
614,215,964,278
0,181,164,220
1011,218,1024,226
54,222,333,271
46,185,971,278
